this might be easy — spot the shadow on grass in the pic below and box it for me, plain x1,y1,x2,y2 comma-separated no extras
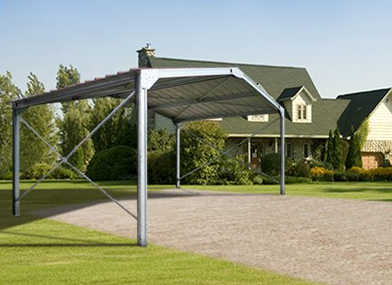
0,243,136,247
321,187,392,194
0,231,137,247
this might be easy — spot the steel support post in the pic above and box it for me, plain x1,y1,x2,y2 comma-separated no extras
279,107,285,195
136,73,148,247
12,104,21,216
175,123,181,189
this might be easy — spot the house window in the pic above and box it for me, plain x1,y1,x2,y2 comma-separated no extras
297,105,307,120
304,144,310,158
286,143,293,158
247,114,269,122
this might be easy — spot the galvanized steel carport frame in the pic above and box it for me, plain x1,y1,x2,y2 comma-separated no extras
11,67,285,247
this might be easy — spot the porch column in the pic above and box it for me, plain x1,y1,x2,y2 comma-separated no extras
247,138,251,164
175,123,181,189
12,104,22,216
279,107,285,195
136,72,148,247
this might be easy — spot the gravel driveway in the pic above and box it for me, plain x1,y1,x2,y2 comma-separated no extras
32,189,392,285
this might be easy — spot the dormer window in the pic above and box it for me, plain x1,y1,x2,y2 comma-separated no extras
297,105,307,120
278,86,316,123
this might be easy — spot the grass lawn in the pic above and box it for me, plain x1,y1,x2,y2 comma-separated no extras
0,180,313,285
184,182,392,201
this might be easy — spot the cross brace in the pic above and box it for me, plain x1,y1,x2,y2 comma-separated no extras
16,92,137,220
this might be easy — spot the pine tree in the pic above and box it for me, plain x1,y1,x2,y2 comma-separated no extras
332,128,344,170
325,130,333,164
345,126,362,169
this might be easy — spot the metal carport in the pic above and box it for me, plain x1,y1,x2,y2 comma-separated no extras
10,67,285,247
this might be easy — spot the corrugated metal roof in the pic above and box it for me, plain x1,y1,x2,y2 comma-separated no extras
11,67,281,123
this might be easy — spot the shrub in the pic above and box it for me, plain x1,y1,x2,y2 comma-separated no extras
147,150,176,184
148,128,175,152
333,171,348,182
217,156,252,185
285,176,312,184
261,153,281,176
0,172,13,180
22,163,77,179
309,160,333,170
310,167,334,181
252,175,264,185
345,171,363,181
368,167,392,181
86,146,137,181
348,167,370,181
262,176,279,185
286,160,310,177
262,175,311,184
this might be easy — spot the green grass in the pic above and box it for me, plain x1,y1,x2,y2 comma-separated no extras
183,182,392,201
0,180,314,285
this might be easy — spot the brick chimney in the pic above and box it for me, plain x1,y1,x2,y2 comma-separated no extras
137,43,155,67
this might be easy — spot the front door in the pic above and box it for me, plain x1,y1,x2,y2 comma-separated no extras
251,143,260,169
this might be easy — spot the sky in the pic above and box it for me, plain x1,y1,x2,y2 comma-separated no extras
1,0,392,98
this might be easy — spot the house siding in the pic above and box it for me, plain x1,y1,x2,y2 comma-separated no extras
368,93,392,141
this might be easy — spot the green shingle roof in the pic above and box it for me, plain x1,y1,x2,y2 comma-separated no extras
337,88,391,136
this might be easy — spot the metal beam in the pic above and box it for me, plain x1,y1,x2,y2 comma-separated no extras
137,72,148,247
12,73,134,109
279,107,285,195
175,123,181,189
12,104,22,216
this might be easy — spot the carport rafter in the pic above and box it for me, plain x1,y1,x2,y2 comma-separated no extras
11,67,285,247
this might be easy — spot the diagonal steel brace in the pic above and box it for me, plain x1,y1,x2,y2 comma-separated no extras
17,92,137,219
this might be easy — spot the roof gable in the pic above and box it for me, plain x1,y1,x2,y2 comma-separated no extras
337,88,392,136
278,86,317,102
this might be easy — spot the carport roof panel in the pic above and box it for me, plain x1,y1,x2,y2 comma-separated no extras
11,67,281,121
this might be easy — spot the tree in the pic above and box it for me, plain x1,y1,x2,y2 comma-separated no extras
345,126,362,169
89,98,132,152
59,100,94,171
148,128,175,152
356,118,369,149
56,64,80,114
20,73,58,171
0,72,21,175
324,130,333,164
325,128,344,170
180,121,227,184
56,65,94,171
332,128,344,170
